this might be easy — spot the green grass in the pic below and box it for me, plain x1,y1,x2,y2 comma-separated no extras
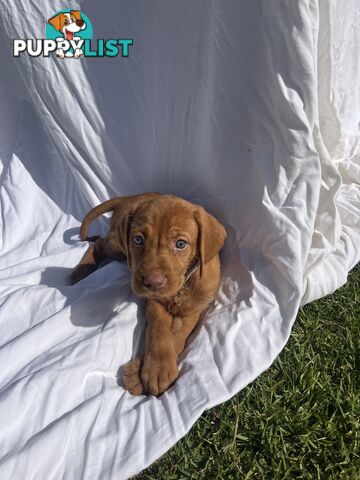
135,263,360,479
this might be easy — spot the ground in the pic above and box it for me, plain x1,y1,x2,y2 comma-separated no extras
135,263,360,479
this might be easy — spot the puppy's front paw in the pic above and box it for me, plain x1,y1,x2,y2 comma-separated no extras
123,358,145,396
141,351,178,396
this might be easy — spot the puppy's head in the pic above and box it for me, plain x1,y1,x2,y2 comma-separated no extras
48,11,86,40
116,195,226,299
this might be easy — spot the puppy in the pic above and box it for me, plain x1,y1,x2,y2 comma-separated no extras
71,193,227,395
48,11,87,58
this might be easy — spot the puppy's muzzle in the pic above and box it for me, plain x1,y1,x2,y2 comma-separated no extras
143,270,167,291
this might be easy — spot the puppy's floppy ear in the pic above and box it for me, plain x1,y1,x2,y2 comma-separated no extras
194,207,227,277
116,212,134,271
48,13,63,31
71,10,82,21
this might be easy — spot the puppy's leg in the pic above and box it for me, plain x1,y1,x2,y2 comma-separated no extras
124,300,178,396
71,233,127,284
171,312,201,356
142,300,179,396
70,237,107,284
123,308,202,396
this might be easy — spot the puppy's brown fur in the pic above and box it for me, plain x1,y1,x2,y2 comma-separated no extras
71,193,226,395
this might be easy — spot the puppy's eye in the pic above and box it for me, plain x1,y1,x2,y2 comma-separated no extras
133,235,144,246
70,16,76,22
175,239,188,250
64,18,69,25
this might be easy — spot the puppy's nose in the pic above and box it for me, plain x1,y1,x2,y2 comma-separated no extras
76,19,84,27
143,271,167,291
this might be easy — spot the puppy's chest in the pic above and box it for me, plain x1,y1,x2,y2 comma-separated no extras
164,289,191,316
161,284,209,317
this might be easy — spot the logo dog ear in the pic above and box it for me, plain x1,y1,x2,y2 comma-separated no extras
194,207,227,277
71,10,82,21
48,13,63,31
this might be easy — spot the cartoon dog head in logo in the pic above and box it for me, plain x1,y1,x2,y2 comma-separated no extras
48,11,87,58
48,11,86,40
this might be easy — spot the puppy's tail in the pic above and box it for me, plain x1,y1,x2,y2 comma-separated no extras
80,197,122,241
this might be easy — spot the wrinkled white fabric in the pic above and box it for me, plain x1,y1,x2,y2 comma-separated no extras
0,1,359,478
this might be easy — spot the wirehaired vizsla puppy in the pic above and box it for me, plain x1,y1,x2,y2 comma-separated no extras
71,193,227,396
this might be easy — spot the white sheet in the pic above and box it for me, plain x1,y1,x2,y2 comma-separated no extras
0,1,359,478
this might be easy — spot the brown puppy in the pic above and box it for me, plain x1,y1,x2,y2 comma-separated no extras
71,193,226,396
